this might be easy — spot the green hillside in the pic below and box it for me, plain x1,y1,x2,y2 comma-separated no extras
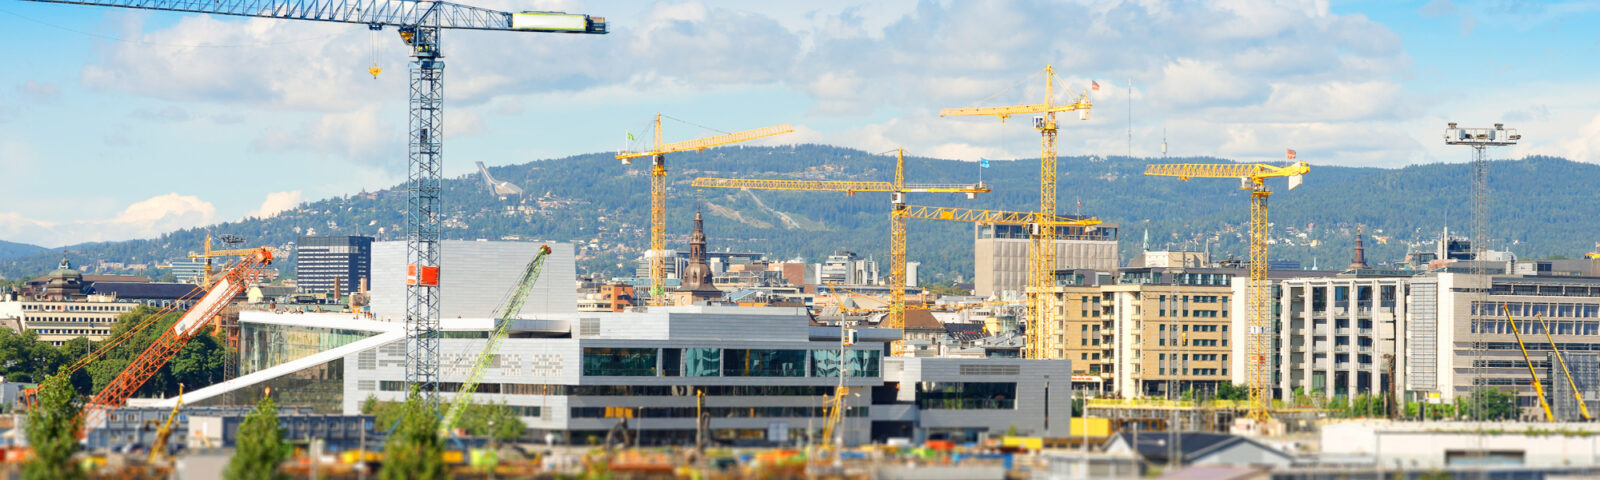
4,146,1596,282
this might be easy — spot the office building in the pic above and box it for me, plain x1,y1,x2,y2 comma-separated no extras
1105,267,1238,398
295,235,373,296
817,251,880,286
975,220,1118,298
1265,273,1412,401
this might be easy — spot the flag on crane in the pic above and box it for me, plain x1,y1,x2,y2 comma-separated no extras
627,131,635,141
980,158,990,168
1091,80,1100,91
1286,149,1297,160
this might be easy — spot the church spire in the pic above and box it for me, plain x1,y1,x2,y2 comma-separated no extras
1349,225,1370,270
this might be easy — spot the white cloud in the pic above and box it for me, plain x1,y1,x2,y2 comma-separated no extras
0,193,217,247
16,81,61,102
249,105,399,166
245,190,303,219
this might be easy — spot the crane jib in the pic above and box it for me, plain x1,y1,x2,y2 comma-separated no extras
20,0,607,33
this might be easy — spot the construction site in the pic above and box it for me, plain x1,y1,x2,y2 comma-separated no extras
4,1,1600,480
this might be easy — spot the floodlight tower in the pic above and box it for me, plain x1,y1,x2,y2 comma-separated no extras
1443,122,1519,418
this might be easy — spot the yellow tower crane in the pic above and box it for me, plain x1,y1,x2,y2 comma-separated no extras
1144,160,1309,429
617,115,792,307
940,65,1092,359
190,234,278,289
692,149,989,355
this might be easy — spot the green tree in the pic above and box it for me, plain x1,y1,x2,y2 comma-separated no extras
1458,387,1517,421
23,376,83,480
458,402,526,442
380,389,447,480
224,393,288,480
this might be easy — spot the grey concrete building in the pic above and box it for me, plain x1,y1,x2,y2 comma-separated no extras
1271,274,1411,401
974,221,1117,298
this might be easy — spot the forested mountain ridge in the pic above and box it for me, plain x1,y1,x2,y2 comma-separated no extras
3,145,1595,282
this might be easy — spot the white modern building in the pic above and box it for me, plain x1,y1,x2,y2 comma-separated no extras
150,240,1073,446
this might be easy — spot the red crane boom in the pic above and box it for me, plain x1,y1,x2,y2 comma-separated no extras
80,249,273,434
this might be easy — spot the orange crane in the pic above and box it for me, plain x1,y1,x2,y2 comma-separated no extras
692,149,988,354
74,249,274,435
1144,159,1308,429
940,65,1092,359
617,115,792,306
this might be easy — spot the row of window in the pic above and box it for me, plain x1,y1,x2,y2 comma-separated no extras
1160,324,1228,333
570,406,867,419
27,316,118,323
1158,367,1229,376
582,348,882,378
1471,319,1600,336
36,328,108,336
914,382,1017,410
1472,302,1600,319
377,381,839,397
1159,353,1227,362
1158,337,1228,347
22,304,133,312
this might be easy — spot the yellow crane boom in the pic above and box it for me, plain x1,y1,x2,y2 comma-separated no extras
1144,159,1309,428
940,65,1091,360
616,115,793,306
692,149,987,355
1500,306,1556,421
1533,313,1592,420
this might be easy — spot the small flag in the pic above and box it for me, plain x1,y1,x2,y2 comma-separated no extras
1286,149,1297,160
980,158,991,168
1091,80,1100,91
1077,199,1082,208
627,131,635,142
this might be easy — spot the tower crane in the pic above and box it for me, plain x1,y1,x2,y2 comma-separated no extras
24,0,607,407
692,149,989,355
617,115,792,307
940,65,1092,359
439,244,552,438
1143,159,1309,430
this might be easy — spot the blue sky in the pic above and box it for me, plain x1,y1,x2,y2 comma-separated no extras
0,0,1596,247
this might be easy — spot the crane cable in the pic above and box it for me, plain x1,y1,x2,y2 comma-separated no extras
368,27,382,78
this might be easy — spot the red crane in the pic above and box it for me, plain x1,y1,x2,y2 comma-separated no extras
75,249,275,435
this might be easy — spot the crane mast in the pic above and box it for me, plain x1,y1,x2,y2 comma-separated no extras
941,65,1091,359
1143,160,1308,429
21,0,607,407
617,115,792,307
691,149,989,355
439,245,552,437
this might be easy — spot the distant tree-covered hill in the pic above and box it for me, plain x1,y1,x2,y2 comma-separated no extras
4,145,1596,283
0,240,47,261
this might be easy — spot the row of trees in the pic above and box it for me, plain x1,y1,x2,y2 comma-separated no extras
0,305,226,405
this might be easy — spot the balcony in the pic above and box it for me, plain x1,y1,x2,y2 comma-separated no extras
1359,328,1373,336
1337,328,1353,336
1334,345,1350,353
1358,345,1374,354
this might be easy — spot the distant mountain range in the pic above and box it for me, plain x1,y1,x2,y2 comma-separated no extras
5,145,1597,282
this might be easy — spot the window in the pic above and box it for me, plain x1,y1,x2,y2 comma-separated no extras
661,348,682,376
916,382,1016,410
684,348,720,377
812,349,880,378
581,348,657,376
724,349,807,377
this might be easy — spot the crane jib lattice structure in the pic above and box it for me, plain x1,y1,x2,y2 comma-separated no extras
940,65,1091,359
1144,160,1308,426
22,0,608,406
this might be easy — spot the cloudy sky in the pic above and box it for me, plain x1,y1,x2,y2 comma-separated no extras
0,0,1594,247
